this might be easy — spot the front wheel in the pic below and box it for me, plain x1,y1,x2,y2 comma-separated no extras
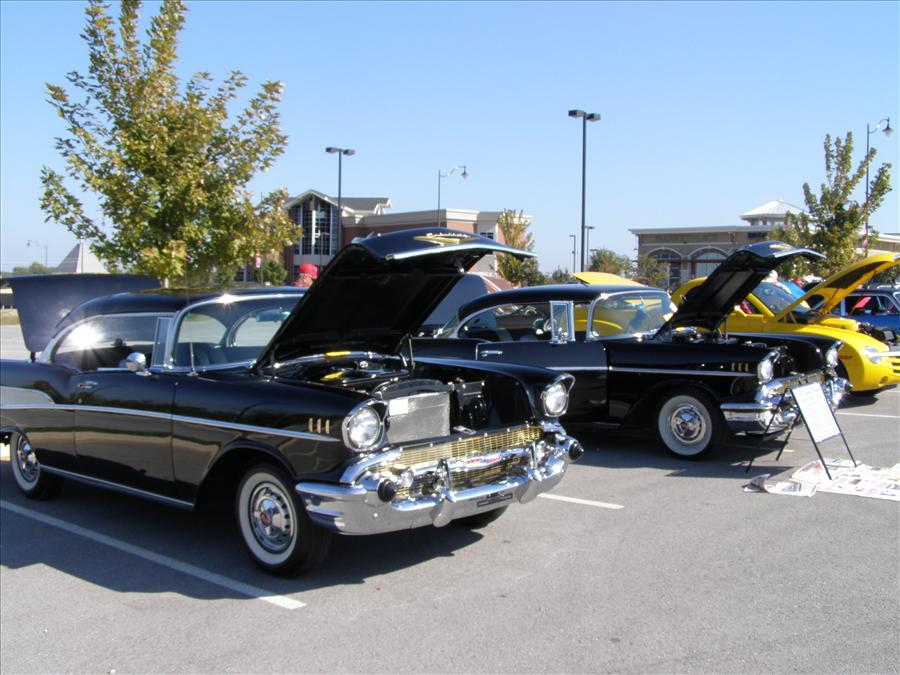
235,463,331,576
656,391,725,459
8,431,63,500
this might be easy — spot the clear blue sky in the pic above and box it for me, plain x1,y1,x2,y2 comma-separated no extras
1,0,898,273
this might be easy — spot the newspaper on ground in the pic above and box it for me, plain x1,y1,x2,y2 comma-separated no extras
743,473,817,497
791,458,900,502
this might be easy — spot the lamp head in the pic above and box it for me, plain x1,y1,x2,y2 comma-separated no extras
884,119,893,137
460,165,468,179
342,149,356,156
585,113,601,122
325,147,338,154
568,109,585,118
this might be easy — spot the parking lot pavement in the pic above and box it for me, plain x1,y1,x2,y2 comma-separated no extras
0,324,29,360
1,393,898,673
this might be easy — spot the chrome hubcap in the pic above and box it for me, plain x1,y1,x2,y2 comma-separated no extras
248,483,294,553
15,437,40,483
670,404,706,444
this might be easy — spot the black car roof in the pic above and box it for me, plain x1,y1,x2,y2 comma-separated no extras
455,284,664,320
58,286,305,331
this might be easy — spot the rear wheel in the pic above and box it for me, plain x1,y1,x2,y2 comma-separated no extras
235,463,331,576
454,506,508,529
656,390,725,459
8,431,63,500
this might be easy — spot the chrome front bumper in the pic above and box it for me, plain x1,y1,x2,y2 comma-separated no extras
296,424,583,535
721,376,849,435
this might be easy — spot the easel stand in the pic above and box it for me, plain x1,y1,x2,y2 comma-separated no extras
746,382,856,480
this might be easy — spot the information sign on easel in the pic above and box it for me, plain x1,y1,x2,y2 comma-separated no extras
789,382,856,480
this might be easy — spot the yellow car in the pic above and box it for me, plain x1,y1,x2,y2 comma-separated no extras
672,253,900,394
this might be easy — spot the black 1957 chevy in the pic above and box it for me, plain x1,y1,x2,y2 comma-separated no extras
415,242,848,458
1,229,584,575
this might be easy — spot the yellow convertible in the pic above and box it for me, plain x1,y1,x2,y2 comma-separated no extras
672,253,900,394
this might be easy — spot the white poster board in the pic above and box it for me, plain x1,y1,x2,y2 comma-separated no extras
791,382,841,443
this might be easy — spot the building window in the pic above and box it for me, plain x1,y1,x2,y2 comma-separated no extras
649,249,682,290
691,249,727,278
292,198,339,257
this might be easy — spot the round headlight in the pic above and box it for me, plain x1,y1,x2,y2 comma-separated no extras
344,405,383,451
864,346,884,364
542,382,569,417
825,345,840,369
757,357,775,383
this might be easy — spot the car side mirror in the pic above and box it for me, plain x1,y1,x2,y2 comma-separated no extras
125,352,150,376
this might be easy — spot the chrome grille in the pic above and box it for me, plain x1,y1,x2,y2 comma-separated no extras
890,356,900,376
393,426,543,469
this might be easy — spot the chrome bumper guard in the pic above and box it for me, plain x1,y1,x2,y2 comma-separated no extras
296,423,583,535
721,375,849,435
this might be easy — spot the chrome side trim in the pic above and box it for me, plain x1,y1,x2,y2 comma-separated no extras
548,366,608,372
608,366,757,377
0,403,338,442
40,466,194,510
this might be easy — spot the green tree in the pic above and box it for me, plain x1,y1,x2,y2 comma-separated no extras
588,248,630,274
634,255,667,288
496,209,543,286
261,259,288,285
40,0,297,284
9,262,55,277
774,132,892,278
546,267,573,284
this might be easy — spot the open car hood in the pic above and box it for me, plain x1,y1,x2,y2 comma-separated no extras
661,241,824,333
8,274,159,353
256,228,534,366
773,253,899,320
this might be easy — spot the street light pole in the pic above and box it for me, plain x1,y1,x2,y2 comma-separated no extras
568,109,601,272
325,147,355,270
26,239,48,267
864,118,893,252
585,225,595,268
569,234,576,275
437,165,468,227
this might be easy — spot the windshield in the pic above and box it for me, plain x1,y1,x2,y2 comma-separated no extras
173,294,302,369
588,290,676,336
753,281,814,316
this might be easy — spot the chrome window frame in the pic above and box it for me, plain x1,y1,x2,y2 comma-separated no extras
163,293,303,372
585,289,674,342
39,312,173,372
548,301,575,344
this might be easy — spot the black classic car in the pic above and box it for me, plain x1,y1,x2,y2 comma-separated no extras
415,242,848,458
0,229,584,575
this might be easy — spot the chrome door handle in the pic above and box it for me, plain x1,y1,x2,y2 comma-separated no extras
76,381,99,391
480,350,503,356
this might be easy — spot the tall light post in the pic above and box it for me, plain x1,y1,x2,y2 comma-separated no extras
26,239,48,268
325,147,355,269
568,109,601,272
437,165,468,226
569,234,576,275
585,225,595,268
864,118,893,251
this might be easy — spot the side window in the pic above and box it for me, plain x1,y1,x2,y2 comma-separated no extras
53,315,159,372
459,303,552,342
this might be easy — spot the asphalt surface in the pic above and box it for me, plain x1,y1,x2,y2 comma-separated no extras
1,327,898,673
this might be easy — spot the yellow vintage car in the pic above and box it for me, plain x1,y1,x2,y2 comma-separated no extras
672,253,900,394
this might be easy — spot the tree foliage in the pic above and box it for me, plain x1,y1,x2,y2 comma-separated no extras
588,248,630,275
40,0,297,283
634,255,668,288
774,132,892,278
546,267,573,284
495,209,543,286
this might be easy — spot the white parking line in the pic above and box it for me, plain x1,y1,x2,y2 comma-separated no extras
0,500,304,611
837,412,899,419
538,493,624,509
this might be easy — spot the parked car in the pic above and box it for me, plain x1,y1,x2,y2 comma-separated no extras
830,287,900,341
414,242,847,459
673,253,900,393
1,228,584,576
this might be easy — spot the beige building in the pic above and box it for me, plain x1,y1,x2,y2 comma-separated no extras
630,199,899,289
282,190,524,279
